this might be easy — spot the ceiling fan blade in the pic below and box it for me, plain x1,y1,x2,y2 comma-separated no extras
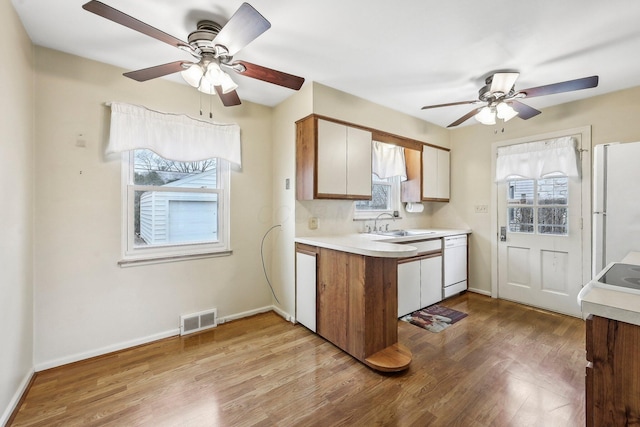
447,108,482,128
519,75,599,98
490,72,520,94
229,61,304,90
510,101,541,120
212,3,271,56
82,1,194,54
215,86,242,106
421,100,479,110
123,61,191,82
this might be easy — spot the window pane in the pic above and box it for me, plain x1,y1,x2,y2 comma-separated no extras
538,207,568,235
135,190,218,246
507,180,534,205
355,183,390,211
133,149,217,188
508,207,534,233
538,177,568,205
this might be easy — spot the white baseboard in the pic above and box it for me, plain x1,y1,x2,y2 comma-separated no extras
271,305,295,323
1,368,34,427
35,306,296,372
467,287,492,296
35,328,180,372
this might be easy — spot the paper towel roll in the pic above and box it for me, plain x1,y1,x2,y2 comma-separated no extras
405,202,424,213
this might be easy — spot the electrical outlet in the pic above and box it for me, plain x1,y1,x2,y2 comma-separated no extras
308,217,319,230
474,204,489,214
285,178,290,190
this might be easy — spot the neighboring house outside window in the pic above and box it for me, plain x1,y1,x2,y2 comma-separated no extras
120,149,230,265
353,175,401,220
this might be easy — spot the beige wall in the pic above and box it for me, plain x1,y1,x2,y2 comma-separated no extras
0,2,35,424
447,87,640,294
270,84,313,318
33,47,276,369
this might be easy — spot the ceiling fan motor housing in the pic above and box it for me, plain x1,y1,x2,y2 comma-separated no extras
188,20,224,56
478,75,516,103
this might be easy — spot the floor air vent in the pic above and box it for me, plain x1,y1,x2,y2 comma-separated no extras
180,308,218,336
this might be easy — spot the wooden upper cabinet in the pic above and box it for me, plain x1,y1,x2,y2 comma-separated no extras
296,115,372,200
401,145,450,203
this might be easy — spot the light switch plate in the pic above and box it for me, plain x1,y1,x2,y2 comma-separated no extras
474,204,489,214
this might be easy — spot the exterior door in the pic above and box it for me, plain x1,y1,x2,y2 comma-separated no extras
497,152,586,317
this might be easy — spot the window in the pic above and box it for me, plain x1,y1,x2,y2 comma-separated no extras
354,175,400,218
507,176,568,236
121,149,230,264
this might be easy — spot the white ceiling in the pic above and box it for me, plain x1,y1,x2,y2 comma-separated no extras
11,0,640,128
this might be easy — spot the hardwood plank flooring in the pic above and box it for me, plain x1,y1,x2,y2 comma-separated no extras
9,293,586,426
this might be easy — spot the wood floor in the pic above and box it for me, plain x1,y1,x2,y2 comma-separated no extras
10,292,586,427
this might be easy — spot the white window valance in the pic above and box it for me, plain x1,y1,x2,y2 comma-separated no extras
495,136,580,181
106,102,242,168
372,141,407,181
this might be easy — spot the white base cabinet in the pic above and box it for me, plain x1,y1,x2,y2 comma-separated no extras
296,250,317,332
398,254,443,317
398,260,421,317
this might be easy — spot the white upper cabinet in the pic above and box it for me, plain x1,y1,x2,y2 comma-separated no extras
345,126,373,197
317,120,348,195
317,120,372,198
422,145,450,201
296,115,372,200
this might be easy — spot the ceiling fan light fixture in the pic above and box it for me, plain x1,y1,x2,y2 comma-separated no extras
475,106,496,125
496,102,518,122
219,72,238,94
197,79,217,95
181,63,204,88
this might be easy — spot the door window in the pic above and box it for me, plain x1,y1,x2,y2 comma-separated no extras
507,177,568,236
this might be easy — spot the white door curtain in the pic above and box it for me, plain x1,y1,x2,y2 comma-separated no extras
495,136,580,181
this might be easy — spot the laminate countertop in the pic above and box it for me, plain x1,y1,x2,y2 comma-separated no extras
295,229,471,258
579,251,640,326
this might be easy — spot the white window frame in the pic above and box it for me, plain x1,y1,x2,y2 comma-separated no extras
353,175,401,220
119,150,231,266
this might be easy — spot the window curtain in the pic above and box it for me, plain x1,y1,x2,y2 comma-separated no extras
372,141,407,181
106,102,242,168
495,136,580,181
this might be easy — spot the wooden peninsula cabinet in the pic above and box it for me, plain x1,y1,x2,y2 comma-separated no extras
585,315,640,426
295,241,412,372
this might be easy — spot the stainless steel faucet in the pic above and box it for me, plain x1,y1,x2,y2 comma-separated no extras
373,212,395,233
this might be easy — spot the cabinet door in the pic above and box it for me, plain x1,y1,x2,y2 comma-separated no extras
437,149,450,199
346,127,372,197
420,255,443,308
422,145,438,199
296,251,317,332
317,120,347,195
422,145,450,201
317,248,350,349
398,260,421,317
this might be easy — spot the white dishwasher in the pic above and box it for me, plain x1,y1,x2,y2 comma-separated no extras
443,235,467,298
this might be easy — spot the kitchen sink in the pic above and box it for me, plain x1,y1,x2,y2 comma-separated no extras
378,229,437,237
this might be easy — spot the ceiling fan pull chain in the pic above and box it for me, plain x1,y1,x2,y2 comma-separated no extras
210,93,213,119
199,91,203,117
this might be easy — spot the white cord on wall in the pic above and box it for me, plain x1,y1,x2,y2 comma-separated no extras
261,224,282,305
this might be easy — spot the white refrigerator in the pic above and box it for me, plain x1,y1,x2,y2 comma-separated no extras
592,142,640,276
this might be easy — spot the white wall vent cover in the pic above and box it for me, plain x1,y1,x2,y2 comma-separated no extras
180,308,218,336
